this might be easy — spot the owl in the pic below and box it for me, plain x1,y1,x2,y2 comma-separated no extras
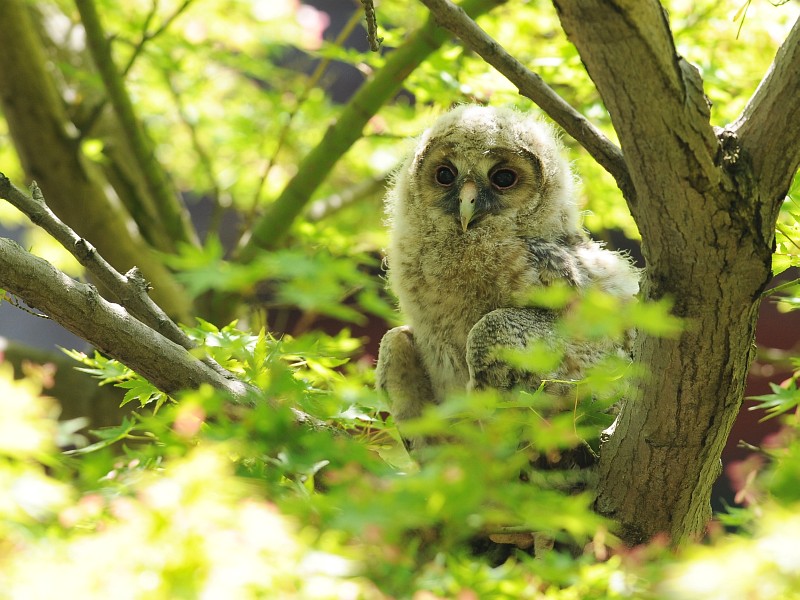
376,105,639,447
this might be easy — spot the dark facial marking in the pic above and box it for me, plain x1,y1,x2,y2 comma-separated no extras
436,181,506,228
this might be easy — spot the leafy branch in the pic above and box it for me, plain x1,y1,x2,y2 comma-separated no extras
0,235,252,401
79,0,196,139
0,172,336,428
0,0,190,318
119,0,195,78
0,174,248,393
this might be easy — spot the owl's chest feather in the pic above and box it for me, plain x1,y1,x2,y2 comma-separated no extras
390,225,534,395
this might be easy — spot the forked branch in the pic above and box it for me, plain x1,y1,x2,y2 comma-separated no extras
0,237,254,402
0,174,232,382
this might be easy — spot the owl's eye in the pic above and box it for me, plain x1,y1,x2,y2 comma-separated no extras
435,165,457,186
490,168,518,190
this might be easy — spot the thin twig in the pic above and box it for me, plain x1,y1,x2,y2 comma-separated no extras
121,0,194,77
163,69,225,240
79,0,195,138
419,0,636,205
76,0,199,249
761,276,800,298
737,439,773,457
361,0,384,51
2,292,51,319
307,172,388,221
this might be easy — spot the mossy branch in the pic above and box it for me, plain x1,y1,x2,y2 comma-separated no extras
237,0,505,261
75,0,199,251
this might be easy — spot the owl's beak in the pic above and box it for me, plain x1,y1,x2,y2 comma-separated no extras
459,180,478,232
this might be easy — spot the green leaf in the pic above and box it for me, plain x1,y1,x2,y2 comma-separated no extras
61,348,133,384
748,381,800,420
628,298,684,337
63,416,137,455
116,377,168,409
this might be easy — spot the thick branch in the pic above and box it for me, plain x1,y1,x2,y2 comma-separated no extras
733,15,800,220
75,0,199,250
552,0,719,225
0,237,252,402
419,0,635,204
237,0,504,260
552,0,777,546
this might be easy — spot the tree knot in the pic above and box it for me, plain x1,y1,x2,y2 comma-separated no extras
715,126,741,169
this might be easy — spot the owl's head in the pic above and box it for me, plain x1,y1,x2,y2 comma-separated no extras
388,105,579,240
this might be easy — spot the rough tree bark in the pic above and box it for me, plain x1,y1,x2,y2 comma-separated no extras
550,1,800,544
0,236,253,401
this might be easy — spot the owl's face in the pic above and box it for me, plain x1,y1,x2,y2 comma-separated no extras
416,139,542,233
391,105,578,240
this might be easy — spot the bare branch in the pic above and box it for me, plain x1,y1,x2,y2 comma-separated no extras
0,237,253,402
419,0,635,204
0,174,234,382
733,15,800,219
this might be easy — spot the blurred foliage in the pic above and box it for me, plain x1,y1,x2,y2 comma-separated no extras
770,173,800,313
2,304,800,598
1,0,800,598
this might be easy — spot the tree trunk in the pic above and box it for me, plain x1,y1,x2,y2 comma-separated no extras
553,0,799,544
596,211,770,544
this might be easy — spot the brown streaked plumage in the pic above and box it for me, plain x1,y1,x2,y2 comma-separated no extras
376,105,639,447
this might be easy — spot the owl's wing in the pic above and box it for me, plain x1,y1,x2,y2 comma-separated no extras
465,307,554,392
465,235,624,393
463,238,585,392
521,237,585,287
